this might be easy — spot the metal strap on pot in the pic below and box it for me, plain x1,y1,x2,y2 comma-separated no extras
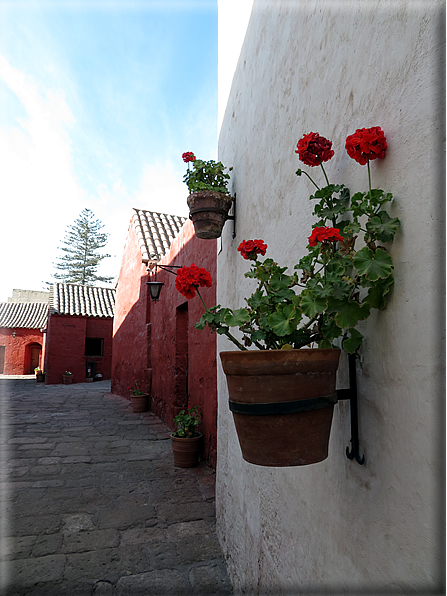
229,393,338,416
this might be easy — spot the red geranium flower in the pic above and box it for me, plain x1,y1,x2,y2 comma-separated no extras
182,152,196,163
175,264,212,299
308,226,344,247
237,239,268,260
295,132,334,167
345,127,387,165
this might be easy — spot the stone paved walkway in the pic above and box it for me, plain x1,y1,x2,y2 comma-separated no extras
0,378,232,596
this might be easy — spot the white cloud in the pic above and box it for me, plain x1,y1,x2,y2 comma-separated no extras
134,160,189,217
0,55,85,301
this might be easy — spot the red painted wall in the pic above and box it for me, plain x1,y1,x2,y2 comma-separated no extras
0,328,44,374
44,314,113,385
112,219,218,467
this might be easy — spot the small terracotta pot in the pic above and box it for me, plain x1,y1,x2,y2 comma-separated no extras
170,434,202,468
220,348,340,467
131,394,149,413
187,191,233,239
62,375,73,384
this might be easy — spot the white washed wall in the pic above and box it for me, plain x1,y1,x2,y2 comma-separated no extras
216,0,444,593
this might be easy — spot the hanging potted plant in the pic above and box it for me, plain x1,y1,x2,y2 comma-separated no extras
128,378,149,413
170,405,202,468
62,371,73,384
175,127,400,467
182,151,233,239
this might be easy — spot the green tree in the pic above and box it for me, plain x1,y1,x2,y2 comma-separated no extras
52,208,114,285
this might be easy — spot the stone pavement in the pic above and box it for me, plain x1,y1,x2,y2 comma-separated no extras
0,378,233,596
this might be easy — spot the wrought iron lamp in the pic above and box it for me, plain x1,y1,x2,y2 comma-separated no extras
146,263,182,302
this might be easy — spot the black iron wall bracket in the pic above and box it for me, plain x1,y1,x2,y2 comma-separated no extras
226,193,236,239
336,352,365,465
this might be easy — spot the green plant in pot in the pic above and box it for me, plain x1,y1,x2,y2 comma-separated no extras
175,127,400,467
128,377,149,413
182,151,234,240
170,406,202,468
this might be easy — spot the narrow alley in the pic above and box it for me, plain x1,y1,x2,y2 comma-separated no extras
0,378,232,596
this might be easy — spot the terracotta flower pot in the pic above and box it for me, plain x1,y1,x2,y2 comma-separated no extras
220,348,341,467
187,191,233,239
131,394,149,413
62,375,73,384
170,434,202,468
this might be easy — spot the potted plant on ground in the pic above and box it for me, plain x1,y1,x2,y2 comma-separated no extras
62,371,73,384
182,151,234,239
128,378,149,413
175,127,400,467
170,405,202,468
35,367,45,382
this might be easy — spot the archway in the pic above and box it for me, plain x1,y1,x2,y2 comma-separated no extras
26,343,42,374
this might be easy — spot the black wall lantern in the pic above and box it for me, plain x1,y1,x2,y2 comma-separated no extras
146,263,182,302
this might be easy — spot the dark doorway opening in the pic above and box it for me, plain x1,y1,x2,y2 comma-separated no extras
174,302,188,409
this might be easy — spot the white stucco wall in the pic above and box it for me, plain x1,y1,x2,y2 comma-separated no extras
216,0,444,593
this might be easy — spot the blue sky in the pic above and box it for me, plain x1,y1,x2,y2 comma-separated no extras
0,0,218,300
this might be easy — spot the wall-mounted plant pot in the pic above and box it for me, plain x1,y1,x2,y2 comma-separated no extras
62,374,72,384
220,348,341,467
170,434,202,467
131,394,149,413
187,191,233,239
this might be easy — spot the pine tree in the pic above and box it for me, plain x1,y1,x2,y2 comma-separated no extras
52,208,114,285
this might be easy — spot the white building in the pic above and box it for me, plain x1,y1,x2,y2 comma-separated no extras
216,0,444,593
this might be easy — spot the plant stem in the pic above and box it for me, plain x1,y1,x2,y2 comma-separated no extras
224,330,248,351
367,157,372,201
302,171,320,190
319,160,330,186
196,288,247,351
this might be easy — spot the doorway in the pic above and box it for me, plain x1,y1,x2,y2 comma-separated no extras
29,345,42,374
174,303,188,409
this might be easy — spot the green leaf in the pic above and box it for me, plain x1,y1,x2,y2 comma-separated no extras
342,220,361,236
321,316,343,340
224,308,250,327
353,247,394,281
363,276,394,310
247,290,265,309
366,211,401,242
300,290,327,318
318,339,333,349
268,304,301,336
343,329,364,354
328,299,370,329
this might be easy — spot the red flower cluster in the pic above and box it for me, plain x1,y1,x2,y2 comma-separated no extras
175,264,212,299
308,226,344,247
345,127,387,165
182,152,196,163
295,132,334,167
237,239,268,260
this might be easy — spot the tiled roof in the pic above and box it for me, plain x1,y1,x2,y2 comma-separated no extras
50,284,115,318
0,302,49,329
132,209,187,263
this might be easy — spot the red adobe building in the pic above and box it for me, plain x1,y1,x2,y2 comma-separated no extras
44,283,115,385
112,209,218,467
0,300,49,374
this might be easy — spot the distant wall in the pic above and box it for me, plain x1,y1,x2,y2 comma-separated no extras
0,328,44,374
216,0,444,593
8,289,50,303
45,314,113,384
